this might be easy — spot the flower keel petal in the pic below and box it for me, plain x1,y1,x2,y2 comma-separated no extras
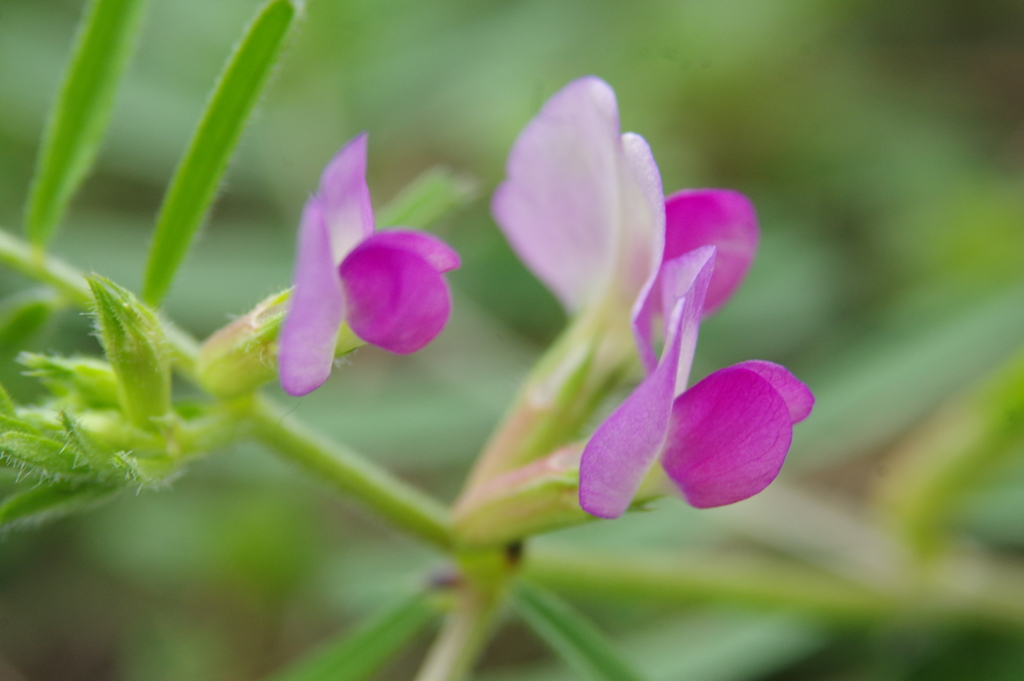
340,234,453,354
732,359,814,423
360,230,461,273
662,365,792,508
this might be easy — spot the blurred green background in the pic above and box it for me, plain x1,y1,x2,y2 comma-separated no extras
2,0,1024,679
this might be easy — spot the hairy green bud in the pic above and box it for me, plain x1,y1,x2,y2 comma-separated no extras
198,289,362,399
87,276,171,429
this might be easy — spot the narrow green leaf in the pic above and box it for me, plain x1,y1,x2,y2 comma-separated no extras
0,431,85,480
24,0,146,247
514,581,646,681
0,481,119,529
377,167,478,229
267,593,435,681
18,352,120,409
142,0,299,306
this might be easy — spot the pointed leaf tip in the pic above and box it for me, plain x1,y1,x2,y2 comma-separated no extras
25,0,146,247
142,0,299,305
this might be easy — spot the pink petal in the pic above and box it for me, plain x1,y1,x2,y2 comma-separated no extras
660,247,715,396
662,365,793,509
731,360,814,423
491,77,622,311
278,199,346,396
617,132,665,308
631,246,715,378
339,232,453,354
579,297,688,519
663,189,759,316
361,230,461,273
318,133,375,261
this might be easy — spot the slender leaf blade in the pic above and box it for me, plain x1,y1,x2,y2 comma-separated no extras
514,581,646,681
142,0,298,306
0,482,119,529
24,0,146,247
267,593,435,681
377,167,477,229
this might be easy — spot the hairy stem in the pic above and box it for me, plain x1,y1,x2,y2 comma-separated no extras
0,227,200,378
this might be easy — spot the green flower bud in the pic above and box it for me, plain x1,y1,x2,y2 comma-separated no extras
198,289,363,399
87,276,171,429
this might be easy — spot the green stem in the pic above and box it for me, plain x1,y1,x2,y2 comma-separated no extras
461,303,634,492
523,546,1024,629
876,347,1024,562
415,549,512,681
0,227,200,378
414,584,501,681
0,226,452,550
525,546,896,623
248,394,454,551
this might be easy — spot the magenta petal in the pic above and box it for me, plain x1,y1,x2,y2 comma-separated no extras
491,77,622,311
732,360,814,423
318,133,375,260
278,199,346,396
631,246,715,378
340,233,452,354
579,298,687,519
660,246,715,394
361,230,460,273
662,365,793,509
664,190,759,316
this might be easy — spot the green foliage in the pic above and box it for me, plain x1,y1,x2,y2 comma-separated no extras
267,594,435,681
87,275,171,428
0,289,56,359
0,410,132,484
141,0,300,306
514,581,646,681
23,0,146,247
18,352,120,409
377,167,478,230
0,480,120,529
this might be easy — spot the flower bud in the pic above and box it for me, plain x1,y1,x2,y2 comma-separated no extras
87,276,171,429
198,289,363,399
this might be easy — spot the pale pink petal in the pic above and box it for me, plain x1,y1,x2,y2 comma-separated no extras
579,297,687,519
318,133,375,261
363,230,460,273
663,189,759,315
732,360,814,423
617,132,665,308
662,365,792,509
491,77,622,311
339,232,453,354
278,199,346,396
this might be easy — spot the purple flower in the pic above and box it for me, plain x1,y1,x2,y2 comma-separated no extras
278,134,460,396
492,76,812,519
